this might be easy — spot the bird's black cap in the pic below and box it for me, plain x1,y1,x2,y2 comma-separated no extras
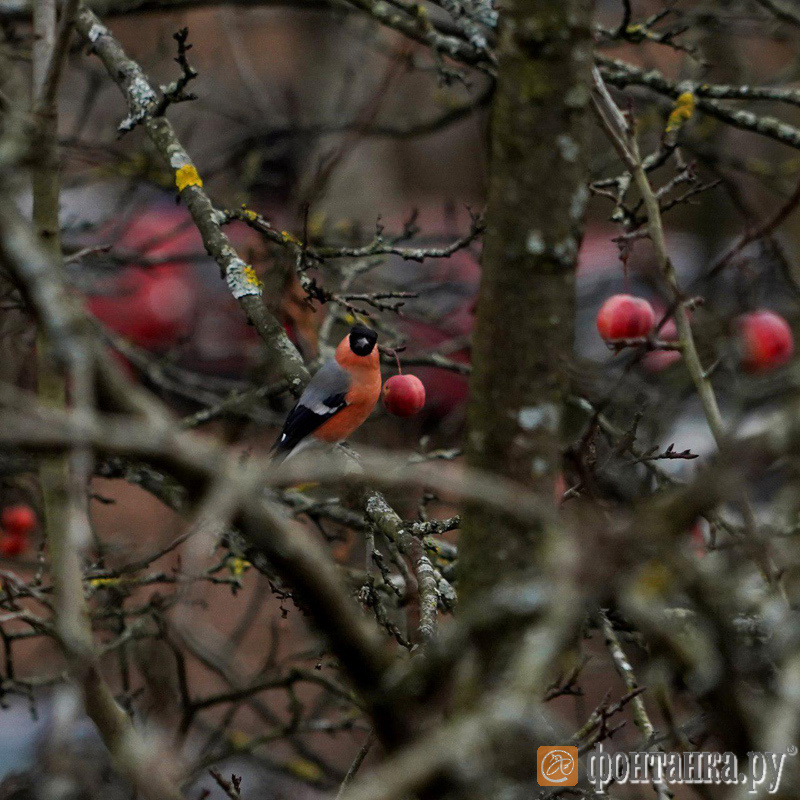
349,324,378,356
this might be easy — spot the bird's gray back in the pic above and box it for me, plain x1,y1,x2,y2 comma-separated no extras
300,359,351,412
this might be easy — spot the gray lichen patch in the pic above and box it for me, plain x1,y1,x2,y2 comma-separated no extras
168,148,192,170
553,236,578,266
224,258,261,299
517,403,559,433
556,134,579,163
570,184,589,221
526,230,545,254
87,22,108,42
119,74,158,133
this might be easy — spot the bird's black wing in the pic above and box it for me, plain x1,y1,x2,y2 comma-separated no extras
272,359,351,455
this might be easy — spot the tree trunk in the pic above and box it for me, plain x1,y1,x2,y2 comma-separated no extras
459,0,593,606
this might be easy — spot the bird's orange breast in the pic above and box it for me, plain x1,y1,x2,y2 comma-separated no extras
314,350,381,443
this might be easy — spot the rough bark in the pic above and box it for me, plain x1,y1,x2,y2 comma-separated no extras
459,0,593,604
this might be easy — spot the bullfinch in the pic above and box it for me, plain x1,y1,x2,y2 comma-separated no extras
272,324,381,459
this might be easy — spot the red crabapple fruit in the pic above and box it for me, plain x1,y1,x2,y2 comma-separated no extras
382,374,426,417
737,310,794,373
1,505,36,537
597,295,655,343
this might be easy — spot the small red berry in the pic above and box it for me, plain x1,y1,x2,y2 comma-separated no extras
0,534,26,558
738,310,794,373
1,505,36,537
597,294,655,343
382,374,426,417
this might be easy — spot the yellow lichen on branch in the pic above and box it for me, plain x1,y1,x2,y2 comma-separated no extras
175,163,203,191
280,230,302,246
228,557,251,577
89,577,123,588
665,91,696,134
242,264,262,288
